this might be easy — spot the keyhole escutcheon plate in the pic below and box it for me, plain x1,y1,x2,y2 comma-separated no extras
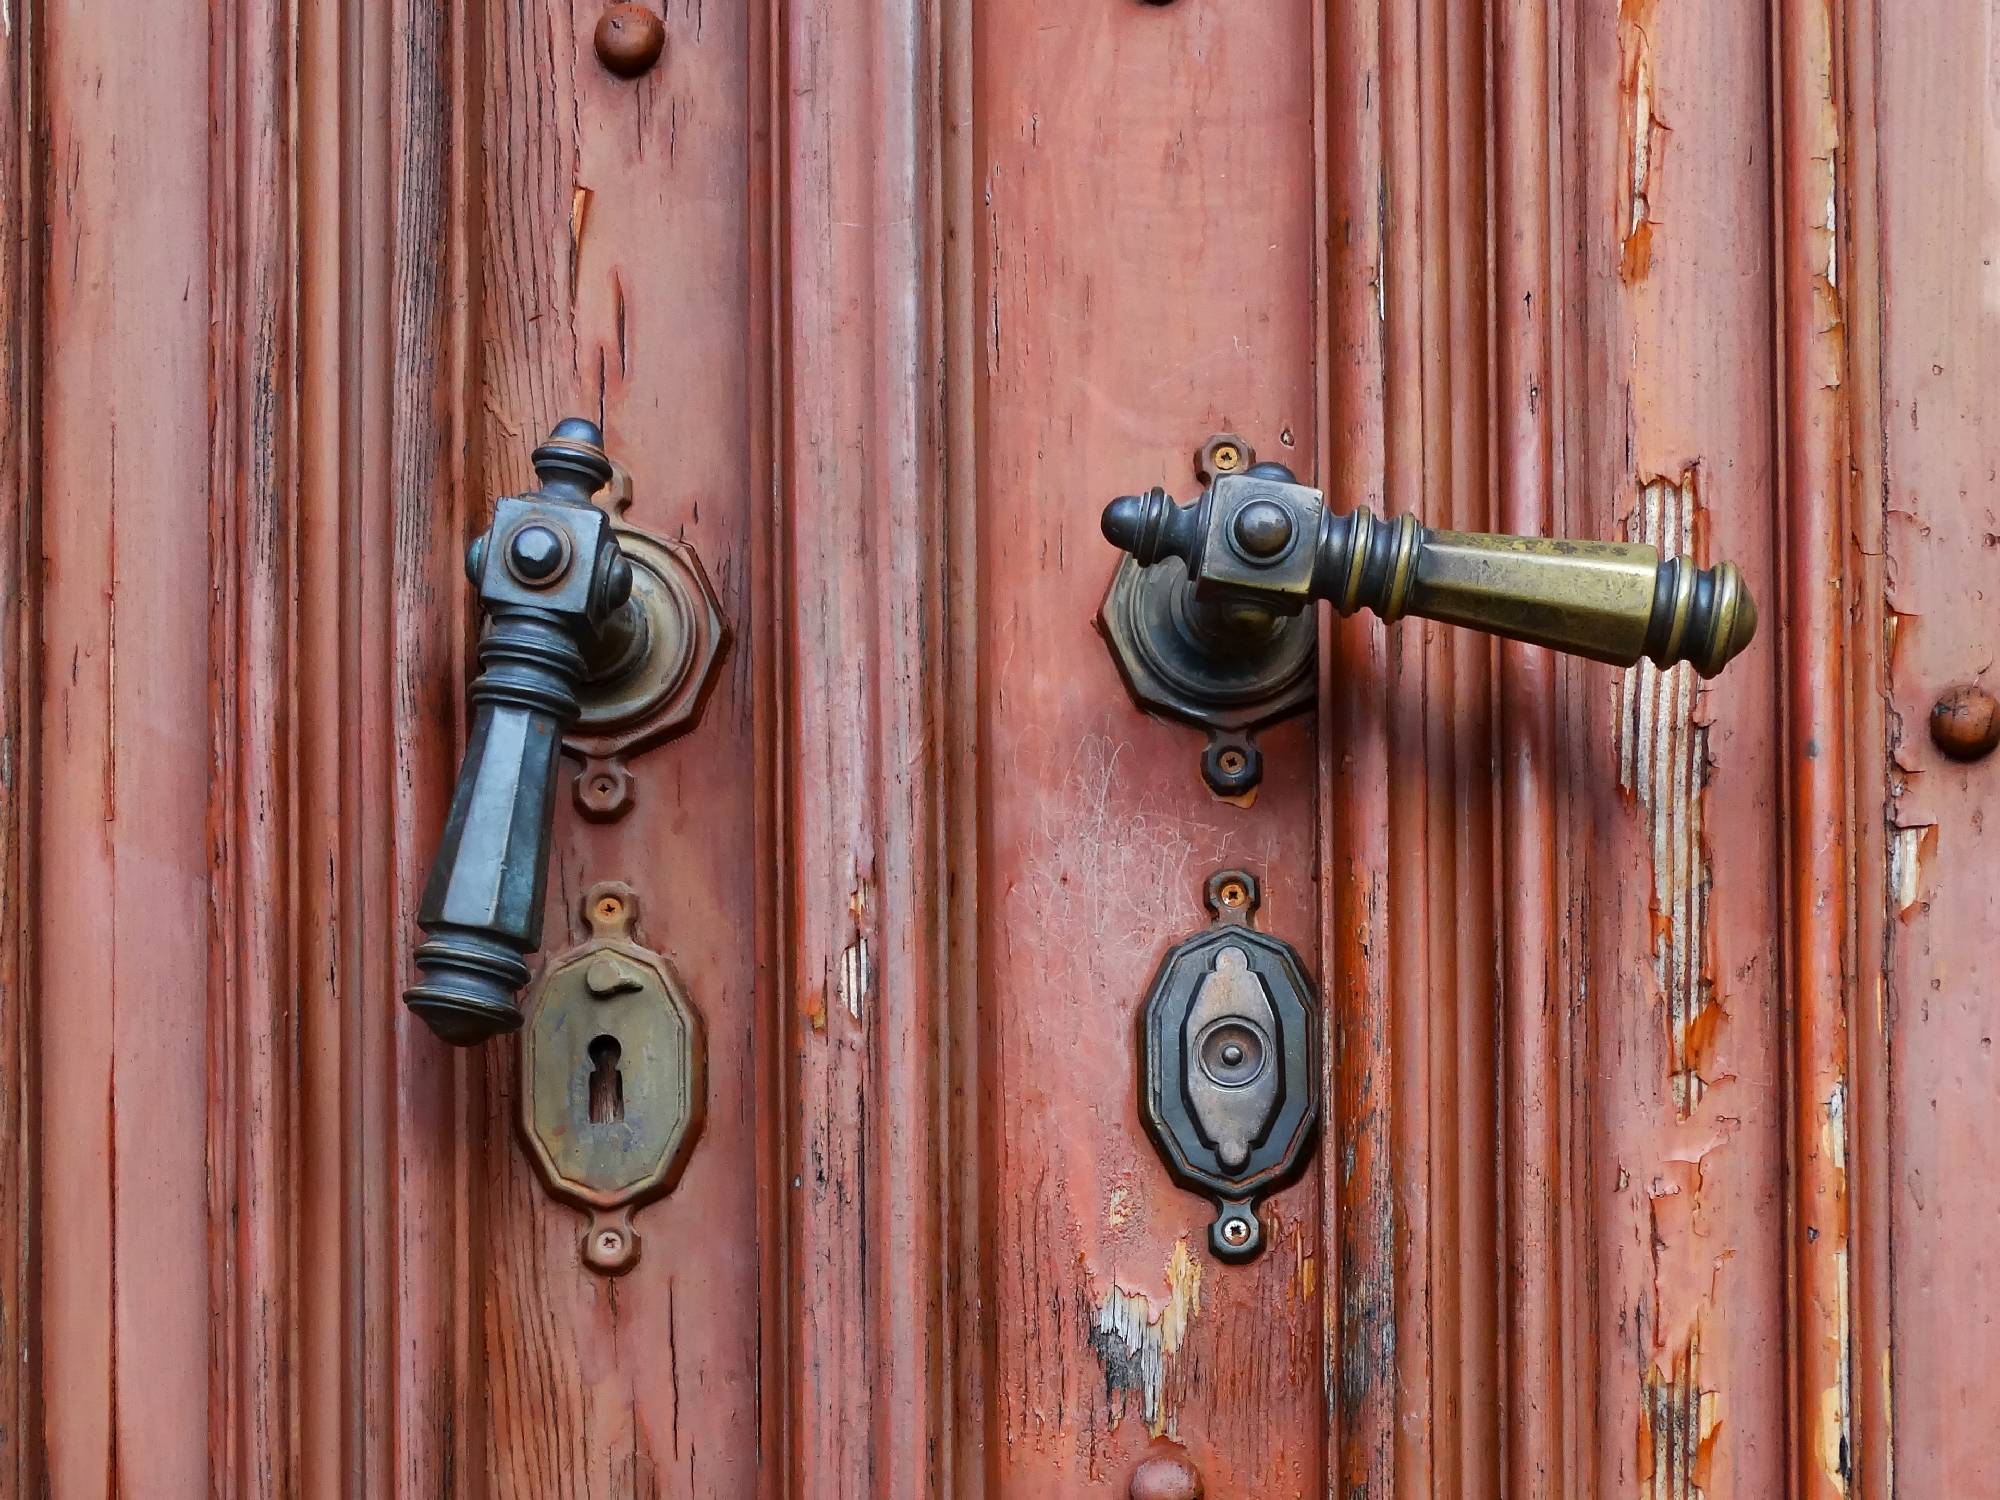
519,879,707,1274
1137,869,1320,1263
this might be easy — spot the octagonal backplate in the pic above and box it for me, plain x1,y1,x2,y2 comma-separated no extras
1137,869,1320,1262
519,880,706,1275
566,472,732,821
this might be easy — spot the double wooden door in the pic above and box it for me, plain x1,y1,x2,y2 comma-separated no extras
2,0,1995,1495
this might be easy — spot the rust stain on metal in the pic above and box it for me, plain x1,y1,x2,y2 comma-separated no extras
1621,470,1720,1115
1618,0,1666,282
1087,1238,1204,1439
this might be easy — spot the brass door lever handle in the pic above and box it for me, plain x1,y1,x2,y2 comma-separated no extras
1097,437,1758,794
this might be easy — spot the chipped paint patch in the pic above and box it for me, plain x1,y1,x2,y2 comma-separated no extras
1639,1332,1721,1499
838,880,873,1020
1621,470,1719,1115
1087,1238,1203,1438
1818,1244,1854,1485
1105,1184,1135,1231
839,934,869,1019
1888,821,1935,916
1618,1,1667,282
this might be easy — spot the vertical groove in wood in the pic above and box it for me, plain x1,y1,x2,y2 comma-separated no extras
1832,0,1890,1493
356,0,481,1488
1777,3,1856,1495
1324,0,1407,1488
1494,0,1566,1493
292,0,352,1489
207,0,304,1490
0,0,34,1487
768,0,969,1491
1326,1,1507,1493
937,0,991,1488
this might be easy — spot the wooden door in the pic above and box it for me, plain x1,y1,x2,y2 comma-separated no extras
4,0,1996,1495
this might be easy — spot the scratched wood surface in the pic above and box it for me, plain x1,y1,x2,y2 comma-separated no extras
475,0,763,1492
974,0,1327,1491
6,0,2000,1495
1873,5,2000,1492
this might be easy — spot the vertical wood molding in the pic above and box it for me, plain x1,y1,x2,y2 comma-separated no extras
206,0,303,1489
1777,3,1857,1495
1832,0,1891,1494
1324,2,1506,1493
363,0,482,1488
0,0,35,1487
1493,0,1572,1493
764,0,975,1490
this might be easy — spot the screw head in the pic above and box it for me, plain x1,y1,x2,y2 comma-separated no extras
1201,738,1263,797
507,523,569,584
1931,684,2000,762
595,3,666,78
1231,498,1295,559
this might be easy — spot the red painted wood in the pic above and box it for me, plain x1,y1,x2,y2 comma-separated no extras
1875,5,2000,1492
4,1,1992,1496
973,2,1327,1492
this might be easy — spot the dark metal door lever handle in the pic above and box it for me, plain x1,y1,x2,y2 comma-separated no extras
405,418,639,1045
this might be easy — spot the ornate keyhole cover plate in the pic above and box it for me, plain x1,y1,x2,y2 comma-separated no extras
519,880,706,1275
1137,869,1321,1262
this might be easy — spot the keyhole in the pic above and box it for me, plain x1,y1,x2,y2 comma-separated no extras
588,1034,625,1124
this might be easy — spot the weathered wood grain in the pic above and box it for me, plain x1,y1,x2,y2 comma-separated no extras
0,0,32,1487
974,2,1326,1491
38,0,217,1491
6,1,1995,1495
1875,3,2000,1491
476,1,764,1493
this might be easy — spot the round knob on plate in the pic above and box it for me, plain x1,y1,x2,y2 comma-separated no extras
594,4,666,78
1129,1453,1203,1500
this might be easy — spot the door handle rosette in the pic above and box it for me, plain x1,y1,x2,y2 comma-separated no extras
1098,434,1757,793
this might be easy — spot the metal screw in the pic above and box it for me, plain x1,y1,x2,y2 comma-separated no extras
1931,684,1999,762
594,3,666,78
1231,498,1294,559
1211,442,1242,472
1220,1217,1251,1247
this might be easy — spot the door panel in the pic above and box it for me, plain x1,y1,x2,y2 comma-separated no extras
975,1,1324,1490
477,0,762,1489
2,0,1995,1496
